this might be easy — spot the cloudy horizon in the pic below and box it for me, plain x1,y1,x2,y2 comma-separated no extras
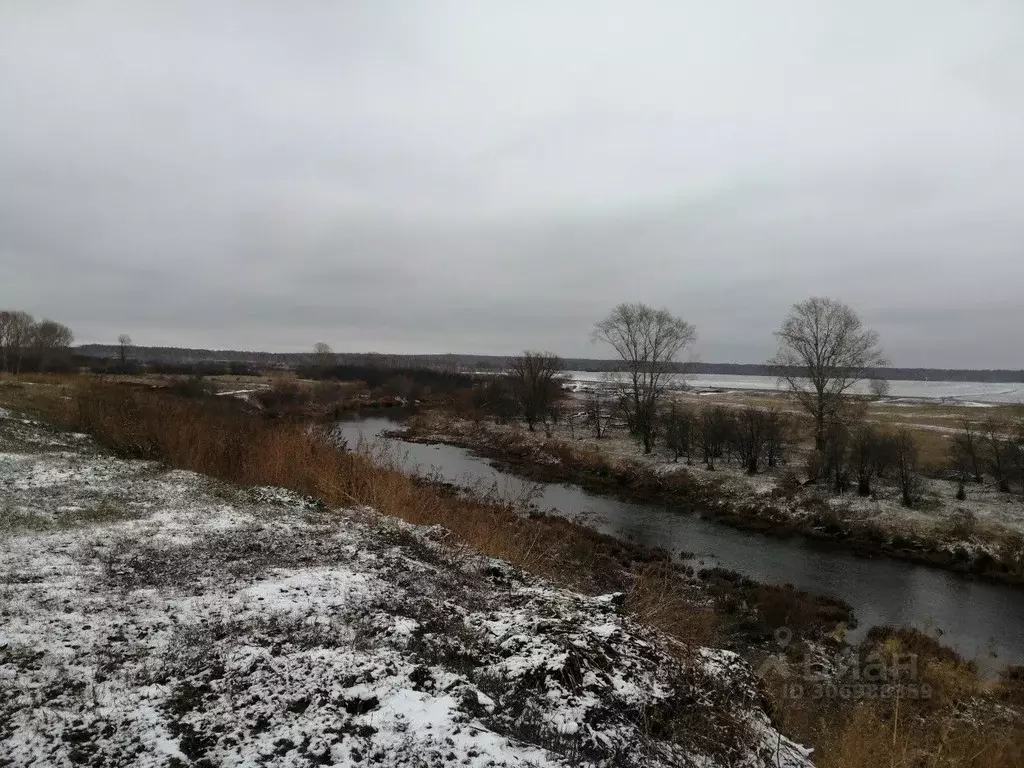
2,1,1023,368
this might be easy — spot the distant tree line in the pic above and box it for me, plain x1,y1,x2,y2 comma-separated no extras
0,310,75,373
71,345,1024,384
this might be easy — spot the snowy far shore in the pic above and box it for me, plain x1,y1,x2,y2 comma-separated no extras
561,372,1024,405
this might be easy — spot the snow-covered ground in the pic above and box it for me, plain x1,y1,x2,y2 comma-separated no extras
563,372,1024,405
0,410,812,767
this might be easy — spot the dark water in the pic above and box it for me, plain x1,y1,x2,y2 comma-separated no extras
337,415,1024,669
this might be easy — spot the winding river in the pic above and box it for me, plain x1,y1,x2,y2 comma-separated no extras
337,415,1024,670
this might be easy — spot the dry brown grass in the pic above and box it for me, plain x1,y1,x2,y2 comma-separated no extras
816,703,1024,768
627,562,718,646
764,625,1024,768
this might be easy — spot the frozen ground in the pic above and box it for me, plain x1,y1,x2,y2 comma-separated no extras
0,409,812,767
563,372,1024,405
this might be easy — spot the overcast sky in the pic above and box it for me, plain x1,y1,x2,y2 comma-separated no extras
2,1,1022,367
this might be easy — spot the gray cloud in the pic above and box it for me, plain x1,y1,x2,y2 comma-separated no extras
2,0,1023,367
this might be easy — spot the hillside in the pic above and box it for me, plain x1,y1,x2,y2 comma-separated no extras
0,408,812,767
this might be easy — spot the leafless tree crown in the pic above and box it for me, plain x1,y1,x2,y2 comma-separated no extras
592,303,695,453
769,297,887,448
117,334,133,364
313,342,336,369
1,310,74,373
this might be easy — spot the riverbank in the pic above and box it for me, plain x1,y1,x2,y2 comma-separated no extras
0,378,855,654
4,376,1024,766
397,411,1024,585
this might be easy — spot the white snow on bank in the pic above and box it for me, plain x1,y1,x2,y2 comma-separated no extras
562,372,1024,404
0,416,813,767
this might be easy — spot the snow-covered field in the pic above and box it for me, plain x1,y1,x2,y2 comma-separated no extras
0,410,812,767
563,372,1024,405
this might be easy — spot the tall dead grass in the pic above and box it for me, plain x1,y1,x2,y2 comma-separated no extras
764,625,1024,768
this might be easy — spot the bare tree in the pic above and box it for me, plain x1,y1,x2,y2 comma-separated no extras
770,297,888,450
585,384,614,439
981,418,1013,493
592,303,696,453
0,311,14,372
698,406,730,470
890,428,922,508
565,407,584,441
312,342,335,370
868,376,891,400
118,334,133,365
1011,421,1024,502
951,419,984,484
850,424,884,497
663,402,694,464
2,311,35,374
763,408,789,469
33,320,74,370
508,351,563,432
822,422,851,494
732,406,769,475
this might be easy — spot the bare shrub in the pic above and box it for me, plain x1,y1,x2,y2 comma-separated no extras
470,375,519,424
773,470,803,498
849,424,884,497
697,406,730,470
662,402,694,463
171,375,215,399
584,385,614,439
507,351,563,432
945,508,977,540
868,376,890,400
731,406,769,475
981,417,1012,493
763,408,790,468
889,428,923,507
951,419,984,484
822,423,851,494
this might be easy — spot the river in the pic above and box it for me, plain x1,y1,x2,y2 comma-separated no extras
337,415,1024,670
